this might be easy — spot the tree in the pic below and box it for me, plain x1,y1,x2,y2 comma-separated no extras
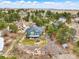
56,26,75,44
9,24,18,33
46,11,52,17
77,12,79,17
67,28,76,40
46,24,58,36
76,41,79,47
35,19,44,26
56,28,68,44
42,18,49,25
0,55,5,59
23,16,29,22
4,11,20,23
0,20,7,30
53,12,60,20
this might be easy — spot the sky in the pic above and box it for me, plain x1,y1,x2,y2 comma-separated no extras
0,0,79,9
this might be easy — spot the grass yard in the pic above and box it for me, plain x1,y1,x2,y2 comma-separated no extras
21,38,48,47
0,55,16,59
21,39,36,46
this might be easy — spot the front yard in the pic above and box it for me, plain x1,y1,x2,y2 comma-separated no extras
21,39,36,46
20,38,48,47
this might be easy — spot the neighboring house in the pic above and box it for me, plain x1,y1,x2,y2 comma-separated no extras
19,10,27,18
0,31,4,51
58,17,66,23
26,25,44,38
53,17,66,27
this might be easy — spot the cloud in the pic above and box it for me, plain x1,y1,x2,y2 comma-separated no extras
0,1,79,9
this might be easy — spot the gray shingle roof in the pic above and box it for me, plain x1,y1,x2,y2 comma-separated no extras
26,25,43,38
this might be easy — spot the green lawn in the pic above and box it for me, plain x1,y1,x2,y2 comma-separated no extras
21,38,48,47
0,56,16,59
21,39,36,46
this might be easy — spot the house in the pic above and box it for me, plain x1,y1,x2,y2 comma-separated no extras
58,17,66,23
19,10,27,18
53,17,66,27
26,25,44,38
0,31,4,51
